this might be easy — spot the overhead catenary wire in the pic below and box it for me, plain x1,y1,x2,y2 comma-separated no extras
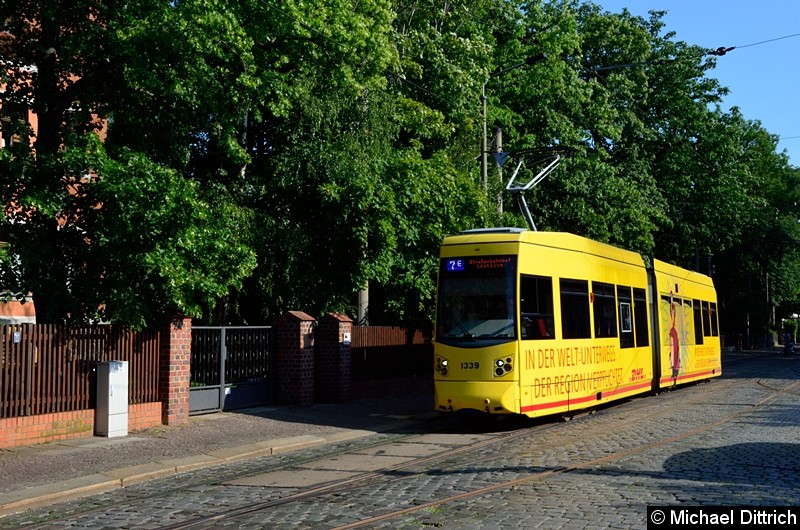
707,31,800,55
705,32,800,145
734,32,800,49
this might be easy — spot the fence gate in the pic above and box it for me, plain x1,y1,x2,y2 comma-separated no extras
190,326,274,415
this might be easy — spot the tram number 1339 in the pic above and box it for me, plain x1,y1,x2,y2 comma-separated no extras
460,362,480,369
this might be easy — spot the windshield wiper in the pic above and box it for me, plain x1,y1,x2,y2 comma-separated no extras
451,315,476,341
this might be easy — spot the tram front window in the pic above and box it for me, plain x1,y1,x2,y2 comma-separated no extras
436,256,517,342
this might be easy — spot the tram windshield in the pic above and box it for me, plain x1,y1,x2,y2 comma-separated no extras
436,255,517,342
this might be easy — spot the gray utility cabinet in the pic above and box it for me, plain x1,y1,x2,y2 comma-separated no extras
95,361,129,437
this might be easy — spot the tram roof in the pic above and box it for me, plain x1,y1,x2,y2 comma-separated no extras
442,229,715,286
443,228,644,264
652,258,715,289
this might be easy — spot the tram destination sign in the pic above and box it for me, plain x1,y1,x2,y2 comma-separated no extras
445,256,513,272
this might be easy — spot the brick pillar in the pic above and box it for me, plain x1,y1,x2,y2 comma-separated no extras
315,313,352,403
276,311,316,406
159,313,191,426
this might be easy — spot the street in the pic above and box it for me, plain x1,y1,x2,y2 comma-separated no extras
3,350,799,529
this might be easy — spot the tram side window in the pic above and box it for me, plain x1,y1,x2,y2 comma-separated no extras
710,302,719,336
617,286,634,348
705,301,719,336
520,275,555,340
702,301,712,337
693,299,704,345
593,282,618,338
633,288,649,347
560,279,591,339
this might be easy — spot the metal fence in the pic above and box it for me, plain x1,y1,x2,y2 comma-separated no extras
190,326,273,414
0,322,428,420
0,324,160,419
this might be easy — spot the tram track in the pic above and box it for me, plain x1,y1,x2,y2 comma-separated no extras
11,353,796,529
13,416,552,530
158,365,798,530
154,420,563,530
330,376,800,530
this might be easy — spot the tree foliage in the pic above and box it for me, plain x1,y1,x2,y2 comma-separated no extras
1,0,798,343
1,0,258,326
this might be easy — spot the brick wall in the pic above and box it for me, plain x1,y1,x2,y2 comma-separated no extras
129,402,164,432
1,313,427,449
276,311,315,406
159,313,191,426
0,402,164,449
0,311,189,449
0,410,94,449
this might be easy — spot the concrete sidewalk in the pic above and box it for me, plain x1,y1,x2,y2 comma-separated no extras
0,388,436,517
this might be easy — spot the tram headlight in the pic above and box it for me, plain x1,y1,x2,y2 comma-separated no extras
493,355,514,377
435,356,450,377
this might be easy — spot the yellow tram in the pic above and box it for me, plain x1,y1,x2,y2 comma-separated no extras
433,228,721,418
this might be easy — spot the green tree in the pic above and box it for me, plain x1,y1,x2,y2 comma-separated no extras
218,0,495,327
0,0,258,326
708,114,800,345
483,2,667,255
4,0,797,338
503,3,800,345
571,4,800,344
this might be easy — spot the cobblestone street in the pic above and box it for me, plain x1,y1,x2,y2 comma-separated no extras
2,351,798,529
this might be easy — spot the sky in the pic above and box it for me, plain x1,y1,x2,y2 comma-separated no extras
595,0,800,165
